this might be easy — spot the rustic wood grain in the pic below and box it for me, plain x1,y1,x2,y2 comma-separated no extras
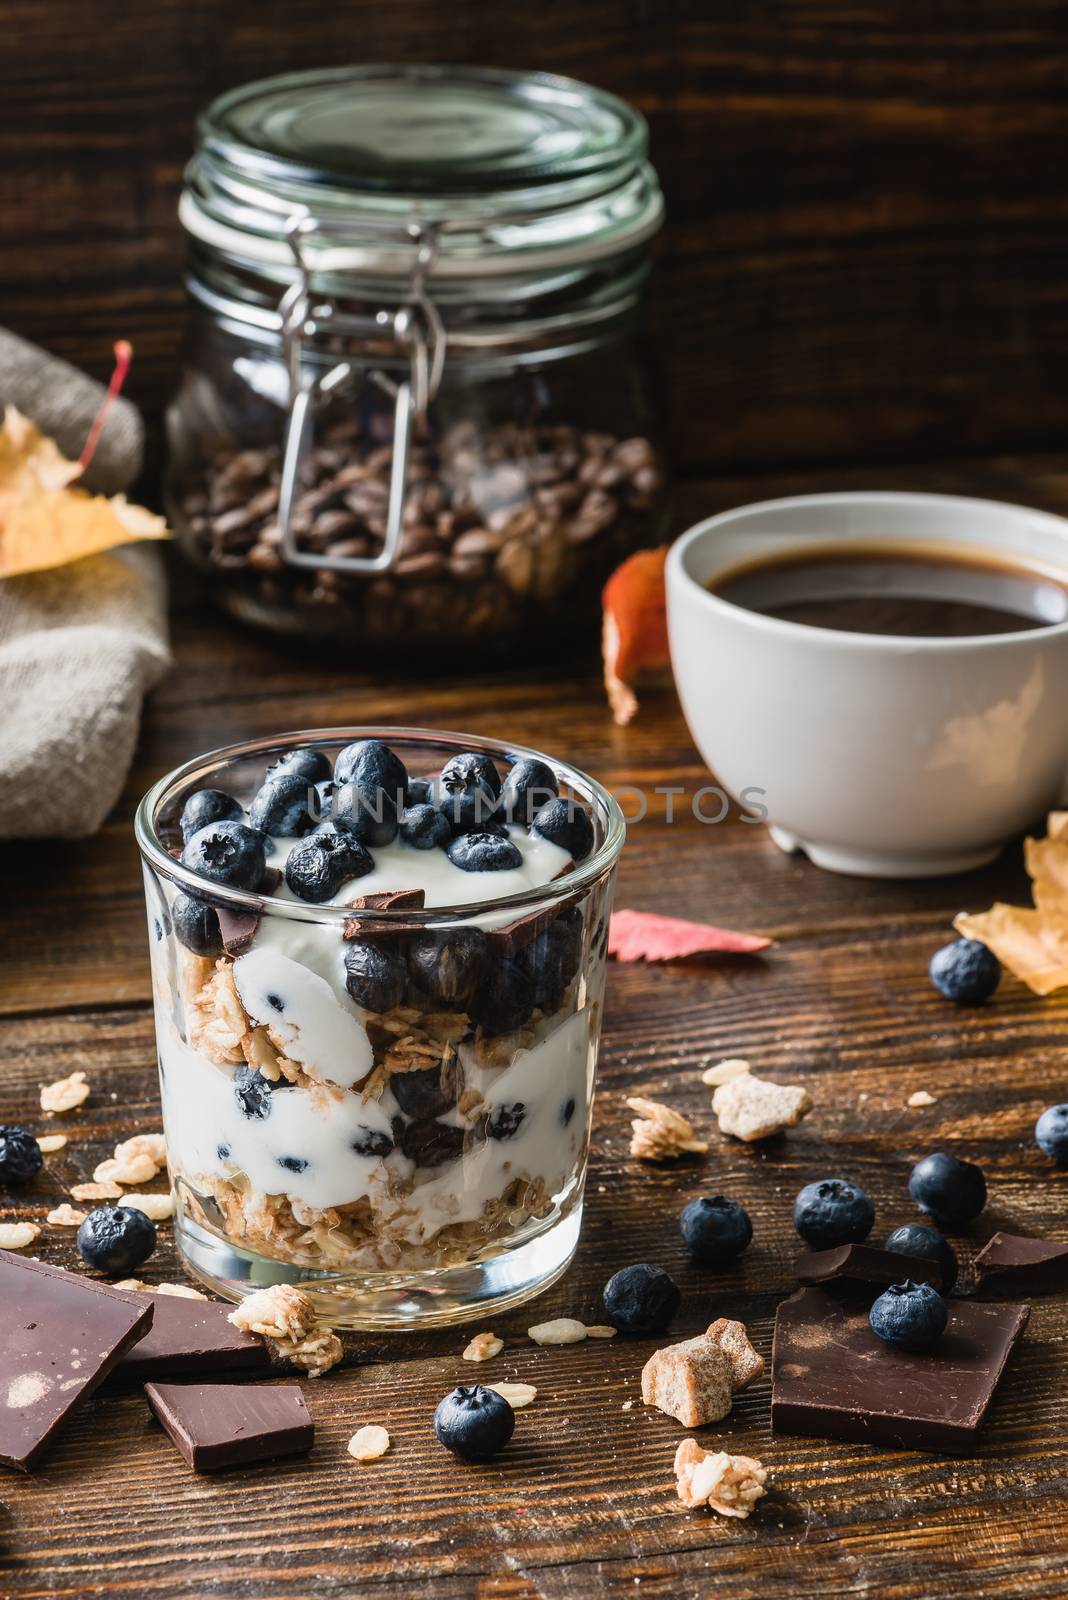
3,3,1068,474
3,450,1068,1596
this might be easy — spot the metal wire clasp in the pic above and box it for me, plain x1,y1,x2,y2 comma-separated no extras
276,216,446,576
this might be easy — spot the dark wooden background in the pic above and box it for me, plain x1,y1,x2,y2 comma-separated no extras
3,0,1068,475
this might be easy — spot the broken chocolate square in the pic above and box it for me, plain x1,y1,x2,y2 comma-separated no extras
974,1231,1068,1296
795,1243,940,1290
342,888,426,939
145,1380,313,1471
120,1292,270,1377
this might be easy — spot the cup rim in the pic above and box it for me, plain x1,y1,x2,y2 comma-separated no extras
667,490,1068,653
135,725,627,925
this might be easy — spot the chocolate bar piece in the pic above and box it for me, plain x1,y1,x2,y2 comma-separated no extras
145,1380,313,1471
771,1286,1028,1452
342,888,426,939
795,1243,940,1290
0,1249,154,1471
120,1293,270,1376
974,1231,1068,1295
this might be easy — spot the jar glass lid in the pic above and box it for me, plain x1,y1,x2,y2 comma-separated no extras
183,64,663,278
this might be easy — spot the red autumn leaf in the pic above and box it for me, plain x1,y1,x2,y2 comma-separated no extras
608,908,772,963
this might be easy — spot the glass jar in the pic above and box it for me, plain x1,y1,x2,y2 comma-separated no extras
166,65,666,654
136,728,625,1328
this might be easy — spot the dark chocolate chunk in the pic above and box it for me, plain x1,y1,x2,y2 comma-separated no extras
974,1231,1068,1296
0,1249,154,1470
119,1293,270,1377
342,888,426,939
216,906,261,957
771,1285,1029,1452
795,1243,940,1290
144,1380,313,1471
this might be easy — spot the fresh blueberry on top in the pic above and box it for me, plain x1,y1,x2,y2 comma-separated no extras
265,747,332,786
471,958,535,1036
406,776,432,806
908,1151,986,1227
602,1262,680,1335
334,739,408,803
793,1178,874,1248
285,829,373,903
309,779,336,825
438,752,502,834
399,803,451,851
234,1065,275,1120
486,1104,526,1141
499,758,558,826
0,1125,43,1187
249,772,316,838
181,820,267,892
929,938,1001,1005
408,929,487,1007
680,1196,753,1265
447,832,523,873
1035,1104,1068,1166
531,796,594,861
77,1205,156,1275
352,1127,394,1159
869,1280,948,1353
330,779,400,848
180,788,242,844
434,1385,515,1461
884,1223,958,1293
172,894,223,956
439,751,503,802
344,941,408,1014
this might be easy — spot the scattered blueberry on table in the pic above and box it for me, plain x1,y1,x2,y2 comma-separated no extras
869,1280,948,1352
602,1263,681,1334
0,1125,43,1187
680,1196,753,1264
77,1205,157,1274
884,1223,959,1293
434,1385,515,1461
929,937,1001,1004
793,1178,874,1248
1035,1104,1068,1166
908,1151,986,1227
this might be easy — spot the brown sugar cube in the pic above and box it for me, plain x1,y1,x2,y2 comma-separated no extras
641,1319,764,1428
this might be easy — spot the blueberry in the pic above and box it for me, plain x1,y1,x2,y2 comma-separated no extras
602,1262,680,1335
794,1178,874,1248
309,779,336,825
172,894,223,956
884,1223,958,1293
399,803,451,850
77,1204,156,1275
531,797,594,861
181,821,267,892
352,1127,394,1159
344,941,408,1013
486,1104,525,1141
265,747,332,785
217,1143,232,1161
391,1066,454,1120
499,758,558,826
331,780,399,848
234,1065,274,1120
278,1155,309,1174
408,929,487,1007
334,739,408,802
1036,1104,1068,1166
434,1384,515,1461
249,773,315,838
472,959,535,1036
447,832,523,873
406,777,432,805
285,828,373,903
680,1196,753,1265
0,1125,43,1187
437,752,502,835
518,908,583,1010
869,1280,948,1353
401,1119,466,1167
908,1151,986,1226
439,752,503,802
929,938,1001,1004
180,788,242,844
561,1096,576,1126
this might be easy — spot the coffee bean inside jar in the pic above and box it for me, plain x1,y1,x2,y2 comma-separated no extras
169,66,666,655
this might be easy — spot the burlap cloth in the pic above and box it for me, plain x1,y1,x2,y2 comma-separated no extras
0,330,171,837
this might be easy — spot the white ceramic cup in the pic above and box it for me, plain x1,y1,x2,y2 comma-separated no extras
666,491,1068,878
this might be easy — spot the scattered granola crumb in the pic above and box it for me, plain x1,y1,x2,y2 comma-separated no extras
93,1152,158,1187
528,1317,588,1346
40,1070,90,1115
674,1437,767,1518
641,1319,764,1428
112,1279,151,1292
118,1193,174,1222
46,1203,86,1227
156,1283,209,1299
71,1180,123,1202
700,1058,751,1088
621,1399,634,1411
583,1324,618,1340
116,1133,167,1166
711,1074,812,1142
0,1222,40,1250
907,1090,937,1108
489,1381,537,1409
348,1424,391,1462
230,1283,343,1375
626,1097,709,1161
36,1134,67,1154
463,1331,503,1362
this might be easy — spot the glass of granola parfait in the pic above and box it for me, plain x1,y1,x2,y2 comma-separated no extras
136,729,625,1327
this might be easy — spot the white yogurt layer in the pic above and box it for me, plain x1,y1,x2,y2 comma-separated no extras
160,1007,592,1237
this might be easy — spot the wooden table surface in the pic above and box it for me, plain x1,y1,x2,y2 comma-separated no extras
3,463,1068,1599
